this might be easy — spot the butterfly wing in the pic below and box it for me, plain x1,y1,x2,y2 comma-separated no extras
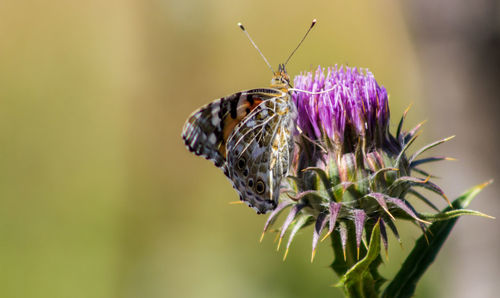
182,97,230,169
226,92,296,214
182,88,287,173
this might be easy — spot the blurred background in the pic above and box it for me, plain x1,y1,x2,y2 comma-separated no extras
0,0,498,297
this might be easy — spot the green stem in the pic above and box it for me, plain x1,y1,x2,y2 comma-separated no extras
345,282,364,298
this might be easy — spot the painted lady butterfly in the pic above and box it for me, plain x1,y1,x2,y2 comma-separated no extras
182,21,315,214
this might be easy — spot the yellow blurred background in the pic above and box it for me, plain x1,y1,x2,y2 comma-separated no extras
1,1,498,297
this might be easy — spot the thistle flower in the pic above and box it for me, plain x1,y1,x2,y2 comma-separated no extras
255,65,493,297
261,65,456,262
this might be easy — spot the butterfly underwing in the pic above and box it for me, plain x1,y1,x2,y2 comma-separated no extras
182,64,296,214
181,20,316,214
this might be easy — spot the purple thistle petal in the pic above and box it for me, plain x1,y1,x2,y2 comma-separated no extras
292,65,389,147
318,93,334,139
353,209,366,259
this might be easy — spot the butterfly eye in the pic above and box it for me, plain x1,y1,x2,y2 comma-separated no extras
255,179,266,194
237,157,246,170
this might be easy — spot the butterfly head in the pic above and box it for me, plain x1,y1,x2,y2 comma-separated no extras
270,64,290,90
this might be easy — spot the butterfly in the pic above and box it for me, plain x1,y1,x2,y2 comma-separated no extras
182,64,296,214
181,20,316,214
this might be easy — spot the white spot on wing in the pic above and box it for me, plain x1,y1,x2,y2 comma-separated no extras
209,133,217,144
211,116,220,126
246,120,256,127
210,105,221,126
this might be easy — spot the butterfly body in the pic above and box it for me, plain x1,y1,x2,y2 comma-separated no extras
182,65,296,214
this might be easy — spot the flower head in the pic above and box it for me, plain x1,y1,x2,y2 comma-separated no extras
293,65,389,152
262,65,454,263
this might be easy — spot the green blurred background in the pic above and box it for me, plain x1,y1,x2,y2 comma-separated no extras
1,1,498,297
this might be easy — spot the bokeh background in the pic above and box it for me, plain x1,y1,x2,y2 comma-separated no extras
1,1,499,297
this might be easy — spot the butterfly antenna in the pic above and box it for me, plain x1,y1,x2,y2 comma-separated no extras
284,19,317,66
238,22,275,74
